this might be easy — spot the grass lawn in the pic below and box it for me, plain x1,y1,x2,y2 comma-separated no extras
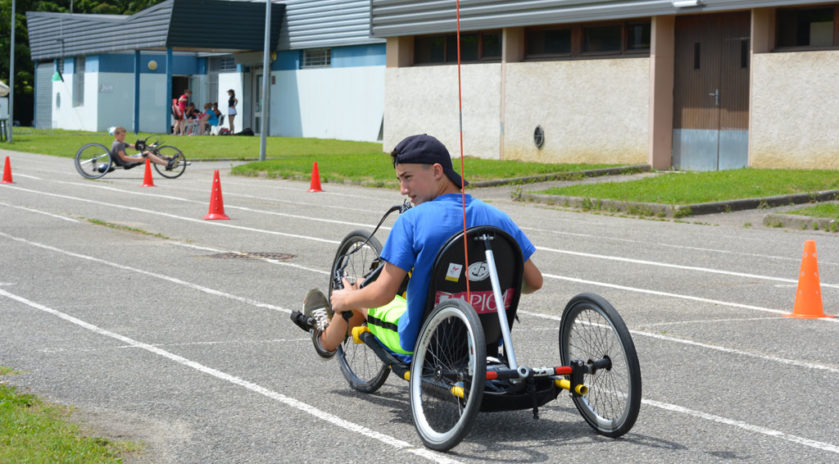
785,202,839,219
536,169,839,204
233,155,617,186
0,368,139,463
1,127,384,161
2,127,618,186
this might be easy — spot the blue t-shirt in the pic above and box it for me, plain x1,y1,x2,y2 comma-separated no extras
207,110,219,126
380,193,535,352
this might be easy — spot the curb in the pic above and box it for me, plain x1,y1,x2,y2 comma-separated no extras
518,189,839,218
763,213,839,232
469,164,651,188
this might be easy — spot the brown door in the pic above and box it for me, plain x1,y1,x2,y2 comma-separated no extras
673,12,750,171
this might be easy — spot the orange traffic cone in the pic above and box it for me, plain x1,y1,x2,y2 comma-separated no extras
204,169,230,220
785,240,834,319
2,156,13,184
307,162,323,192
141,158,155,187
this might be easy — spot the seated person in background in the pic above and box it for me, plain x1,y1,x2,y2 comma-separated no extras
212,102,222,118
108,126,176,171
184,103,201,135
199,103,218,135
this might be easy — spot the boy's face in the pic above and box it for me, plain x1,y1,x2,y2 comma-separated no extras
395,163,438,205
114,131,126,142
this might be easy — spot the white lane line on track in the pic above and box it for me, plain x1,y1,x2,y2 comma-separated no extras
642,398,839,455
9,182,836,285
0,201,79,222
523,226,839,266
542,274,839,324
538,246,839,289
5,231,839,453
3,185,340,245
20,181,388,231
0,289,461,464
521,308,839,374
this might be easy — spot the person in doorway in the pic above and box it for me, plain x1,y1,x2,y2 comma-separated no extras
227,89,238,134
293,134,543,358
176,89,192,135
108,126,176,171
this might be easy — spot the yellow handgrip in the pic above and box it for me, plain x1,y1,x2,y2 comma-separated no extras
451,384,465,399
556,379,588,396
351,326,370,344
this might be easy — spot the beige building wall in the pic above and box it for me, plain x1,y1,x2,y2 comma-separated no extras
750,50,839,169
502,59,650,164
383,64,502,158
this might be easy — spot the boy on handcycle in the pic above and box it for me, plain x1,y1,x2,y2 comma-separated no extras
297,134,543,358
105,126,176,172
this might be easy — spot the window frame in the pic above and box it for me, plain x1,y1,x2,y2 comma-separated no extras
524,19,651,61
413,30,502,66
301,48,332,69
774,4,839,51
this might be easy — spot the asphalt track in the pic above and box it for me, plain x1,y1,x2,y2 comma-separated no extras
1,152,837,463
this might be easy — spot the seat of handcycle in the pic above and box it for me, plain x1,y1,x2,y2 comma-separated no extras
109,147,143,169
424,225,559,412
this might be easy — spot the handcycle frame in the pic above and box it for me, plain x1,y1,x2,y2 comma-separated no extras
328,202,642,451
74,136,188,180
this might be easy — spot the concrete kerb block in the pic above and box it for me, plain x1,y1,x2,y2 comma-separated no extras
520,189,839,218
470,164,651,188
763,213,838,231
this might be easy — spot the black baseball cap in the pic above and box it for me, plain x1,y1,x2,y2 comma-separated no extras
392,134,468,187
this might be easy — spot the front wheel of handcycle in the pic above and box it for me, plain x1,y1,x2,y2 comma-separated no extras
153,145,187,179
410,299,486,451
74,143,112,179
559,293,641,438
331,230,390,393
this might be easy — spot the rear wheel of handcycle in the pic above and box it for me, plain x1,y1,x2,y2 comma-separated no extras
559,293,641,438
410,299,486,451
153,145,187,179
74,143,111,179
331,230,390,393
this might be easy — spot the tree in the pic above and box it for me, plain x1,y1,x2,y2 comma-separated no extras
0,0,164,126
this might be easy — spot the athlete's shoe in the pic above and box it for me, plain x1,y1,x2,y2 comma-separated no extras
165,157,177,171
302,289,336,359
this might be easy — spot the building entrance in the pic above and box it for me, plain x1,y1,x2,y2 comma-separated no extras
673,12,750,171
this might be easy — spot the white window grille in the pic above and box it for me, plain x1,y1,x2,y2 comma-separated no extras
302,48,331,68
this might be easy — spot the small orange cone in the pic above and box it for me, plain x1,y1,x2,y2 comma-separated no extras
785,240,834,319
141,158,155,187
204,169,230,220
307,162,323,193
1,156,13,184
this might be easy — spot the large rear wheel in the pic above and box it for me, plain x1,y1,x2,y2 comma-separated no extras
74,143,111,179
559,293,641,438
331,230,390,393
410,299,486,451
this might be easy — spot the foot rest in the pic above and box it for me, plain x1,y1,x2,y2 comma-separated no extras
290,310,314,333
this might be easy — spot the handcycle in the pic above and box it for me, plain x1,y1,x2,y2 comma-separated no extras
74,136,187,180
294,202,642,451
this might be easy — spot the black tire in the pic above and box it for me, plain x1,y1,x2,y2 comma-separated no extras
410,299,486,451
559,293,641,438
152,145,187,179
74,143,111,179
332,230,390,393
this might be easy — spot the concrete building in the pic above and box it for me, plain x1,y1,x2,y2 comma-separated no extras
26,0,385,142
372,0,839,170
27,1,839,170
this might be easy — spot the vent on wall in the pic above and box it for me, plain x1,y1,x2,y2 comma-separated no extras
534,125,545,149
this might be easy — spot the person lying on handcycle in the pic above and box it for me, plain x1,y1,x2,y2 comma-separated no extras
296,134,543,358
103,126,176,172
